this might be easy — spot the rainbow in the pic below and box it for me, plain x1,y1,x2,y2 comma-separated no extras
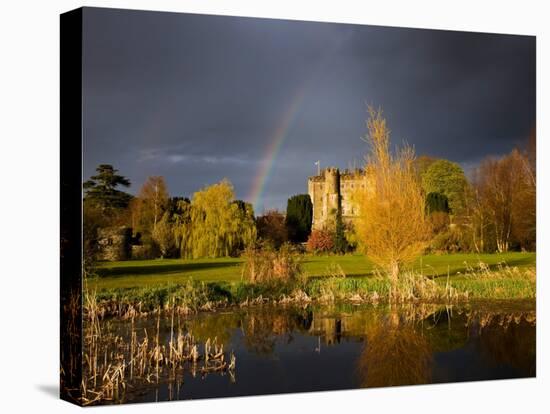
247,85,307,213
246,28,355,214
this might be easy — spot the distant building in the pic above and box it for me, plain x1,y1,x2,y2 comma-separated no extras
307,167,368,229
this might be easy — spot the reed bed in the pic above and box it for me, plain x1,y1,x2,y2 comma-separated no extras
81,296,236,405
60,289,82,402
448,261,536,300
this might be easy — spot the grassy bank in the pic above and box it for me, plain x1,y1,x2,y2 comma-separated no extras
91,252,536,290
85,253,536,318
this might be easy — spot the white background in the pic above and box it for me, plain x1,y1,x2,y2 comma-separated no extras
0,0,548,412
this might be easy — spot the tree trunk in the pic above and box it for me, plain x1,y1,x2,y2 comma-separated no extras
389,261,399,300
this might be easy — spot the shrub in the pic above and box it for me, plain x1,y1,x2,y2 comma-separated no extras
256,210,288,249
429,211,450,234
430,229,462,253
241,243,302,284
131,233,159,260
131,244,156,260
306,229,334,253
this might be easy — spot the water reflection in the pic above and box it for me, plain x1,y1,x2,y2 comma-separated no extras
88,301,535,404
357,309,432,387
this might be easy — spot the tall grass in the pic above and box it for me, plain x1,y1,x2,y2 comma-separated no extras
447,261,536,300
241,243,303,284
81,293,236,405
83,259,536,319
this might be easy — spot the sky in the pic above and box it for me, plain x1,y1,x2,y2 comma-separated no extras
82,7,535,213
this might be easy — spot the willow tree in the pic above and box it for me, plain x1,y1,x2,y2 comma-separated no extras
354,107,431,290
189,179,256,258
151,212,175,258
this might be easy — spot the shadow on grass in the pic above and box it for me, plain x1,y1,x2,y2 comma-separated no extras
97,261,240,278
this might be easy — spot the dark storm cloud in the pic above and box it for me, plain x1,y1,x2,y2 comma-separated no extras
82,7,535,212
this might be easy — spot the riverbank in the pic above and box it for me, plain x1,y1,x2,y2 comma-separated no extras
85,261,536,319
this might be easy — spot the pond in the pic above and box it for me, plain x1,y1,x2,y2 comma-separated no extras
82,301,536,405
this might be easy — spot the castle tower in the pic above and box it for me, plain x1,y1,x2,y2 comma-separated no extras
323,167,340,219
308,167,341,230
308,166,367,230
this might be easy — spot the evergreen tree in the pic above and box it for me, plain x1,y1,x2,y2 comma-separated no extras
83,164,132,210
285,194,313,243
425,192,450,214
333,207,348,254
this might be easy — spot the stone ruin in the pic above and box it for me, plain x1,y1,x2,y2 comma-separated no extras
96,226,132,261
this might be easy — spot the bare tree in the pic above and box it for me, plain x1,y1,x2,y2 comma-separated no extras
474,148,535,252
134,176,170,233
354,107,432,292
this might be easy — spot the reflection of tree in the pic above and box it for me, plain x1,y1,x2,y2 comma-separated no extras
423,308,469,353
183,312,238,345
357,311,432,387
242,315,277,356
241,308,313,356
476,313,536,377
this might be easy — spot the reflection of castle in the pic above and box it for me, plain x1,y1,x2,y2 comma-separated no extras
308,167,368,230
309,316,344,345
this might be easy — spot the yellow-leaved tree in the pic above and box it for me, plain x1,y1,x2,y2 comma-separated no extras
355,107,431,292
189,179,256,258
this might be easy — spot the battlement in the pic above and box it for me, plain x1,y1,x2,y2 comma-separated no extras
308,167,366,182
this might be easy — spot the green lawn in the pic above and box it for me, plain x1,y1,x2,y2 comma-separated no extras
90,252,536,291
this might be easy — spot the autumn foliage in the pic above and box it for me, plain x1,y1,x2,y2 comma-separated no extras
306,229,335,253
470,147,535,252
354,107,432,284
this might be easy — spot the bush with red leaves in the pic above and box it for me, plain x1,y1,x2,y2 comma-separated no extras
306,229,334,253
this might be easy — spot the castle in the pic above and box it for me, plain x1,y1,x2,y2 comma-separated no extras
307,167,368,230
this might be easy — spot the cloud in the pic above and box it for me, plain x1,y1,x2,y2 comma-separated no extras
82,8,535,211
137,148,256,166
